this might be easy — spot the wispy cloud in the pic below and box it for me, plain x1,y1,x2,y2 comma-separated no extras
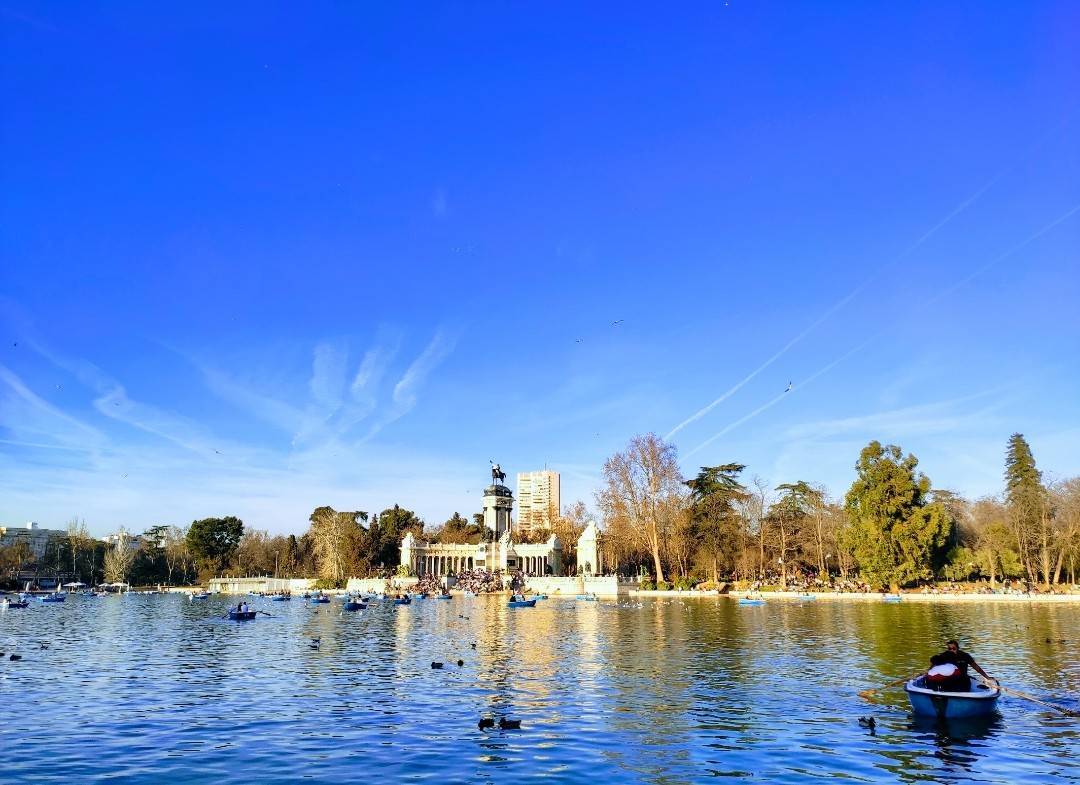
0,363,106,451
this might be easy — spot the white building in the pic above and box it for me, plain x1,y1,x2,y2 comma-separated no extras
516,469,560,531
401,471,563,577
0,521,67,560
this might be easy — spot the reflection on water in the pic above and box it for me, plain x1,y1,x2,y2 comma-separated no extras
1,595,1078,784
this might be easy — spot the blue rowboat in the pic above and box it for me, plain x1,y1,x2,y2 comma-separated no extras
271,595,290,602
393,597,412,606
883,595,903,603
343,601,367,611
190,593,210,600
410,593,425,600
310,596,330,604
738,597,766,606
227,610,258,620
508,598,536,608
435,594,452,600
905,676,1000,719
40,594,66,603
797,594,816,601
3,599,29,609
575,594,596,601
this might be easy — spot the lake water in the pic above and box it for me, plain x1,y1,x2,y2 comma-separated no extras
2,594,1078,784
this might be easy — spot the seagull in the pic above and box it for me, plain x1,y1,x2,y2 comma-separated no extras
785,381,793,393
214,449,223,455
612,319,623,327
575,338,583,343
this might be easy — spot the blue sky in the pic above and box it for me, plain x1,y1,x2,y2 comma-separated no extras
2,3,1078,536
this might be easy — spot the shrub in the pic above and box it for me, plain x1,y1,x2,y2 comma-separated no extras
314,577,346,590
656,580,671,591
640,578,656,591
673,576,695,591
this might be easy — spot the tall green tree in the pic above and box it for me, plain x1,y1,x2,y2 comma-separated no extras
186,516,245,575
844,441,953,590
685,464,747,583
372,505,424,569
771,481,819,586
1004,433,1052,587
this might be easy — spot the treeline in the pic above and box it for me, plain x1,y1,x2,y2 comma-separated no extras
596,432,1080,591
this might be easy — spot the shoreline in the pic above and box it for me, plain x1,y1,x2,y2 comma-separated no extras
628,589,1080,603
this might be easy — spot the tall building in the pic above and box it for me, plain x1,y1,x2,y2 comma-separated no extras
516,470,560,531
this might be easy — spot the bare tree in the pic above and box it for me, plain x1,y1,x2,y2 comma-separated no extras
309,506,362,582
103,529,136,585
596,433,685,583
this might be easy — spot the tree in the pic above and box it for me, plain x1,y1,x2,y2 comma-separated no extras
308,507,364,581
686,464,748,583
596,433,685,583
844,441,953,590
431,512,483,544
186,516,244,575
371,505,424,569
551,500,591,573
66,517,93,582
770,481,819,587
1004,433,1052,588
103,529,136,585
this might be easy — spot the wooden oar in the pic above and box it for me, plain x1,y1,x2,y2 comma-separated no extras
859,674,917,699
257,610,274,617
987,680,1079,717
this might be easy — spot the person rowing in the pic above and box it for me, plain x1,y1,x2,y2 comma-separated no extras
925,639,995,692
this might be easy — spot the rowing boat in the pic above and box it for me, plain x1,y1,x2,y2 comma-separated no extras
575,594,596,601
310,596,330,604
271,595,290,602
905,675,1000,718
507,598,536,608
434,594,452,600
227,610,258,620
738,597,766,606
393,597,412,605
342,601,367,611
883,595,903,603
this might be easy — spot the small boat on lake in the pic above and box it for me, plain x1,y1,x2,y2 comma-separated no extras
508,597,537,608
271,595,290,602
797,594,816,601
40,593,66,603
343,601,367,611
905,675,1000,719
190,592,210,601
393,597,412,606
2,598,29,609
310,595,330,604
738,597,766,606
883,595,903,603
532,594,548,600
227,610,258,620
410,593,426,600
575,594,597,601
435,594,452,600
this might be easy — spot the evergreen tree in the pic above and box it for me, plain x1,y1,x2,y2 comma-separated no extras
686,464,748,583
1004,433,1051,586
844,441,952,590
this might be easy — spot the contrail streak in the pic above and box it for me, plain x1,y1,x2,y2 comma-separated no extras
664,176,998,441
666,121,1068,442
684,201,1080,458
